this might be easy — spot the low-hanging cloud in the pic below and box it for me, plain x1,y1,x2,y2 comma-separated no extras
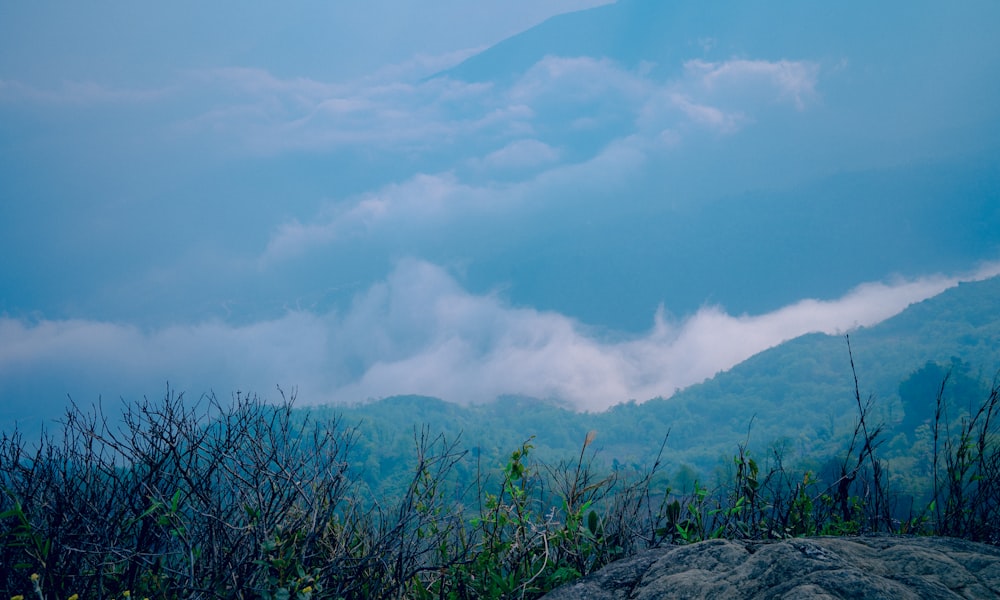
324,260,1000,410
4,260,998,424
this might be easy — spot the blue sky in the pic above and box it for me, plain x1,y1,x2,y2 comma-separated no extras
2,1,1000,429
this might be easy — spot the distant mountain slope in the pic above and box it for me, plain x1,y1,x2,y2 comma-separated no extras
323,275,1000,489
431,0,1000,330
443,0,1000,83
612,275,1000,468
442,1,682,83
506,160,1000,326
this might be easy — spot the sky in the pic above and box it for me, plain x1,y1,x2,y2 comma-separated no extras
2,0,1000,430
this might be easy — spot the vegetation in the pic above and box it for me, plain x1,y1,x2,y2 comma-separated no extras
0,388,671,599
3,339,1000,599
3,279,1000,598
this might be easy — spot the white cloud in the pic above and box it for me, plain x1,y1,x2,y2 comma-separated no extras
474,138,562,170
5,261,997,419
636,58,820,137
259,173,495,265
662,92,746,133
683,59,820,110
258,133,650,266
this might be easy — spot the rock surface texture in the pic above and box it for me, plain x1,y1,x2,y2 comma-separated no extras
541,536,1000,599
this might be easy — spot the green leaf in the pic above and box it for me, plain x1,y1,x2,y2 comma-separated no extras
587,510,600,535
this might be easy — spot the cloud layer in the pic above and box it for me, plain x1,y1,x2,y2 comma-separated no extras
171,55,820,157
4,260,997,426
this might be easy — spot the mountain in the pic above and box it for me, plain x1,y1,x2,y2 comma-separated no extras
435,0,1000,329
636,275,1000,468
325,274,1000,492
495,160,1000,327
446,0,1000,83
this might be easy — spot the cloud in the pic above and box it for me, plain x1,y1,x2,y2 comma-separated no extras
175,66,507,154
259,173,495,265
636,58,820,138
473,138,562,171
1,51,819,157
5,260,998,425
659,92,745,133
0,312,333,433
257,133,650,266
165,53,820,156
682,59,820,110
508,56,651,105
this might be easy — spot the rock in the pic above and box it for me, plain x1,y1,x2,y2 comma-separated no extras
542,547,672,600
541,536,1000,599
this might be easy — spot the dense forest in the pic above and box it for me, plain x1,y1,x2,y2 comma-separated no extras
2,276,999,598
323,275,1000,498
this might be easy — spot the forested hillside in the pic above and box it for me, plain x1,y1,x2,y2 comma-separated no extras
326,275,1000,494
638,276,1000,469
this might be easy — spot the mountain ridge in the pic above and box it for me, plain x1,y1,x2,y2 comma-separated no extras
441,0,1000,84
325,274,1000,487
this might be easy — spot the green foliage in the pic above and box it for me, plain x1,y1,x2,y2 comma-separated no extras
3,331,1000,597
0,495,50,575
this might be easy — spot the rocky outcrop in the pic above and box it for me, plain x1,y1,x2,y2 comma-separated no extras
541,536,1000,599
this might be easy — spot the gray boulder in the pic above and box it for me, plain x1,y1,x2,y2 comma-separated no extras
541,536,1000,599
